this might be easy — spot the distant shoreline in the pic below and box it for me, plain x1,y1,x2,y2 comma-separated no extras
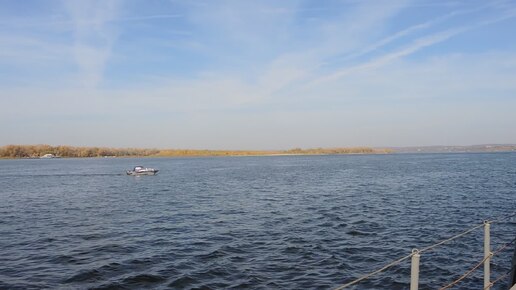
387,144,516,154
0,144,390,159
1,144,514,159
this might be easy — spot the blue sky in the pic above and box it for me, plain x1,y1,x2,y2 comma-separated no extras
1,0,516,149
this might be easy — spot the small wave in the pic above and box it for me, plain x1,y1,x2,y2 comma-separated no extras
346,229,377,236
121,273,166,285
168,275,197,288
283,246,303,254
335,222,348,228
371,276,407,290
310,255,342,268
48,254,81,265
90,282,130,290
195,267,232,280
63,262,126,284
229,255,247,263
74,233,109,241
127,257,156,266
197,249,228,261
90,243,137,254
220,245,246,254
98,262,124,273
0,281,44,290
64,269,102,283
229,275,270,289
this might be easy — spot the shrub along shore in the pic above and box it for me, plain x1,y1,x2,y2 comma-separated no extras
0,144,392,159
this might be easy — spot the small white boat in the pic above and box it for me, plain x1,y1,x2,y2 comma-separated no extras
40,154,59,158
126,166,159,176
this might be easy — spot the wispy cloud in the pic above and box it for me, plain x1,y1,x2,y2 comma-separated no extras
63,0,120,87
117,13,182,22
311,27,467,86
336,3,494,63
310,8,516,87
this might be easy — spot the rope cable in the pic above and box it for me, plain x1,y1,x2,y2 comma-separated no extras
439,254,491,290
419,223,484,254
439,236,516,289
490,210,516,224
334,222,484,289
333,252,414,290
484,269,512,290
333,211,516,289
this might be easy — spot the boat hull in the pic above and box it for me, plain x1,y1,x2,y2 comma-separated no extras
126,169,159,176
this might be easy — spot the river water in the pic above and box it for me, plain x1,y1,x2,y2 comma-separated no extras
0,153,515,289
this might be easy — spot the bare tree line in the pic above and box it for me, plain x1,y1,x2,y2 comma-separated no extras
0,144,390,159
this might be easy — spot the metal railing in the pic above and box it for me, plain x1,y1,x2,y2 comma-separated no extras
510,239,516,288
334,211,516,290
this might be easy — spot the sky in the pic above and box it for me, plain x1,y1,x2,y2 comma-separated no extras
1,0,516,150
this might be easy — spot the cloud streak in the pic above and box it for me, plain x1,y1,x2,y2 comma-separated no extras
336,3,495,63
312,27,467,86
310,8,516,87
63,0,120,87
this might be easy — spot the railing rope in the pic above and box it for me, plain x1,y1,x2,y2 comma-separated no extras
419,223,484,254
439,235,515,289
440,252,491,289
334,222,484,289
485,268,512,290
333,213,515,290
333,252,414,290
491,210,516,223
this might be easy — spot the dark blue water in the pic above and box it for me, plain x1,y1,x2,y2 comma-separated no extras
0,153,515,289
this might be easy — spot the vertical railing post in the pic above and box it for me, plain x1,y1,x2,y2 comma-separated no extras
509,234,516,288
484,220,491,290
410,249,420,290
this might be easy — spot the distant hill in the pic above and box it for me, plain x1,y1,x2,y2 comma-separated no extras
388,144,516,153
